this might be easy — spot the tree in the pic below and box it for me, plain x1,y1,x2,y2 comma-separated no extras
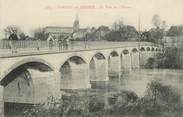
149,28,164,43
85,31,97,41
141,31,152,42
19,33,27,40
34,28,48,40
152,14,161,28
161,20,168,30
167,26,183,36
119,25,138,40
111,18,124,31
4,26,21,38
105,25,138,41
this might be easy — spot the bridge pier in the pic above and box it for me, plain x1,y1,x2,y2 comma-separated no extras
0,85,4,117
49,71,62,98
95,58,109,81
89,57,109,81
122,53,132,72
108,52,121,77
131,52,140,69
139,51,148,67
60,61,91,90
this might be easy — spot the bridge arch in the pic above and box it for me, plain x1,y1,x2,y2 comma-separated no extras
0,57,54,85
60,56,90,89
0,57,54,104
146,47,151,51
90,52,106,61
122,49,129,55
132,48,138,53
151,47,155,51
109,51,119,57
155,48,158,51
140,47,145,52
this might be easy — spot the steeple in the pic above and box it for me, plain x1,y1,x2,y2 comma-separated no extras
73,14,80,32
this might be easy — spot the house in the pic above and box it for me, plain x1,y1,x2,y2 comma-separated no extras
46,34,56,41
44,26,73,39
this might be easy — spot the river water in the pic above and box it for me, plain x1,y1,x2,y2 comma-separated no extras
89,69,183,103
107,69,183,98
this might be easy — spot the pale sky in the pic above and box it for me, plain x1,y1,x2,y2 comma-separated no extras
0,0,183,38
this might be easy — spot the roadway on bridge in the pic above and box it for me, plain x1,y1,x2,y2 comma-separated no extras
0,41,155,57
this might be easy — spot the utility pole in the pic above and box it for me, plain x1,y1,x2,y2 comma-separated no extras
138,15,141,68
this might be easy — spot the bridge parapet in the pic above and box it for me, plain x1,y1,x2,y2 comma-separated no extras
0,40,160,57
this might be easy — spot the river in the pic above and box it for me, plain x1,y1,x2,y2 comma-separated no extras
87,69,183,105
107,69,183,98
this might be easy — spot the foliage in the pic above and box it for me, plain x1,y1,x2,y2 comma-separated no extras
19,33,29,40
33,28,48,40
145,57,157,69
4,26,21,37
111,19,124,31
140,29,165,44
143,81,183,117
145,47,180,69
89,96,105,112
104,25,138,41
167,26,183,37
24,93,90,117
85,32,97,41
163,47,179,68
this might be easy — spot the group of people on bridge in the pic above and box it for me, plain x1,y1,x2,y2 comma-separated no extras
7,32,76,53
48,38,71,51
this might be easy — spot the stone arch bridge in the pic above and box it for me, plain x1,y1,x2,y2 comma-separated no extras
0,41,162,112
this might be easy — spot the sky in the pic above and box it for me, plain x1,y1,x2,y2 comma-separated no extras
0,0,183,38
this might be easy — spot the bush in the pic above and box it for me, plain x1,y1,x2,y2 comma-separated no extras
89,96,105,113
145,57,157,69
141,81,183,117
145,47,181,69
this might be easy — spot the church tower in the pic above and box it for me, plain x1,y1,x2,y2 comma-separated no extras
73,14,80,32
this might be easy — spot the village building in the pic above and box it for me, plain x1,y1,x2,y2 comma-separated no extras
44,15,88,40
44,26,73,39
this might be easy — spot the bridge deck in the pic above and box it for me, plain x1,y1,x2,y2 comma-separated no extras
0,41,156,58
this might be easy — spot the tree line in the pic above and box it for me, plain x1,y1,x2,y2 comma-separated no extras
2,14,183,43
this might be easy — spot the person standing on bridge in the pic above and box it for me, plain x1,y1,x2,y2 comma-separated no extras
8,31,18,53
37,38,41,51
63,38,68,50
49,39,54,50
58,39,62,51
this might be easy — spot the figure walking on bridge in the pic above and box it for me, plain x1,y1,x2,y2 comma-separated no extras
58,39,63,51
37,38,41,50
63,38,68,50
8,31,18,53
49,39,53,50
47,34,54,50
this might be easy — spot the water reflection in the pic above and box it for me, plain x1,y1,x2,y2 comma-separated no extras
91,69,183,99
